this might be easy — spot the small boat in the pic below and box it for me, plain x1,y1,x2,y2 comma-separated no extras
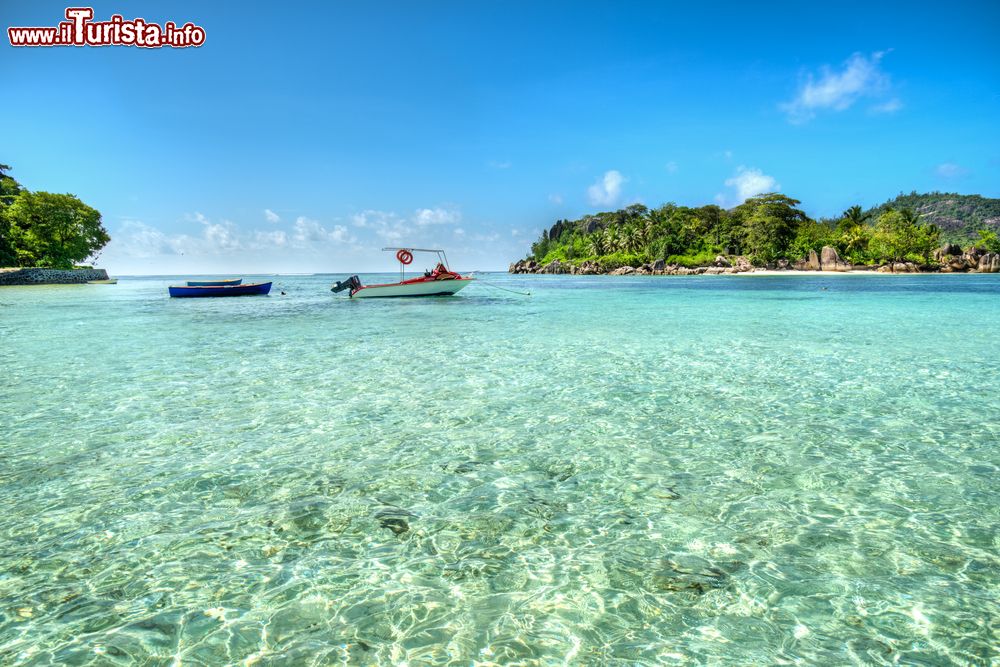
87,278,118,285
186,278,242,286
169,282,272,298
332,248,473,298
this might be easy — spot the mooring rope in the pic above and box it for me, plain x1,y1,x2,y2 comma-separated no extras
469,274,532,296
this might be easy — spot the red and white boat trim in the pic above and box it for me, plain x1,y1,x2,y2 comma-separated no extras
351,274,473,298
332,247,475,298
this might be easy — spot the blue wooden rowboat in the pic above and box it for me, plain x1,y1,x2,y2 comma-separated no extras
186,278,242,286
169,282,272,298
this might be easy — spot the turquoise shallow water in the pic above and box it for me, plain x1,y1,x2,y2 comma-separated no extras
1,273,998,665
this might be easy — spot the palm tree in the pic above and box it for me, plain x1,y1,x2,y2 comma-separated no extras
588,233,606,257
641,214,657,248
843,205,867,225
603,225,619,254
622,224,643,253
841,225,871,262
837,205,869,234
900,208,921,226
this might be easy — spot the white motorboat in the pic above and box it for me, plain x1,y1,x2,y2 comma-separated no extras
332,248,473,298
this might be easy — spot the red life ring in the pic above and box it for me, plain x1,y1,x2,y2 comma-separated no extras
396,249,413,265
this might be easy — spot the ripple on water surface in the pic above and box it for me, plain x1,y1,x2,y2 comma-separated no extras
0,274,997,664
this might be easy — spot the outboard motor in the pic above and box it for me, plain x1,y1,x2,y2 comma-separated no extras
331,275,361,293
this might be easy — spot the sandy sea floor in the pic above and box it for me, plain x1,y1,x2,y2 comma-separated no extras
1,273,997,665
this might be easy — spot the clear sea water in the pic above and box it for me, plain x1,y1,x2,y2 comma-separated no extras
0,273,997,666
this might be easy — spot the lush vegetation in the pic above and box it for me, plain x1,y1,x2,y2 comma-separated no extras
975,229,1000,253
0,164,108,269
867,192,1000,244
526,192,997,269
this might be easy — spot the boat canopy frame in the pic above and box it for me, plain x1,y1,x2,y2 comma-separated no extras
381,247,452,281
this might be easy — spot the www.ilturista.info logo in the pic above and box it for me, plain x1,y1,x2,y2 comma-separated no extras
8,7,205,48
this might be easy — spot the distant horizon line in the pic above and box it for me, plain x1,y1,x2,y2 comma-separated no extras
95,270,510,277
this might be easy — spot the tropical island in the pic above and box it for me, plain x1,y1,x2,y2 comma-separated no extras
0,163,111,285
510,192,1000,275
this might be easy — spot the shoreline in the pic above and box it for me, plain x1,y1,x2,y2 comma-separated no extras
507,264,989,277
510,246,1000,277
0,267,110,286
729,269,955,276
512,269,987,277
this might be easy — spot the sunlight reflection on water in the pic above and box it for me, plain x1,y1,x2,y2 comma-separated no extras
0,273,997,664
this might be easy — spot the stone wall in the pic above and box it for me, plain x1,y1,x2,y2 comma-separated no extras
0,267,110,286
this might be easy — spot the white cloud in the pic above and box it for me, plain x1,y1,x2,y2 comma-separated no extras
350,206,460,241
110,211,355,264
180,212,244,253
548,194,563,205
292,216,351,244
111,214,247,258
201,219,243,252
781,51,892,123
255,230,287,247
717,166,780,206
110,220,177,258
935,162,969,179
106,203,477,271
350,210,380,228
264,208,281,223
413,206,461,226
665,161,679,174
349,209,407,241
586,170,625,206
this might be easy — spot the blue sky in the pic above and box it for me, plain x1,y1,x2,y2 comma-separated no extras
2,0,999,273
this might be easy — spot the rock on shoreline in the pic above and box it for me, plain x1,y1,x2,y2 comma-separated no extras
0,267,110,286
510,245,1000,275
934,245,1000,273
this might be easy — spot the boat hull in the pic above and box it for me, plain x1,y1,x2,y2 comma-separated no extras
169,282,272,298
187,278,242,286
352,278,473,298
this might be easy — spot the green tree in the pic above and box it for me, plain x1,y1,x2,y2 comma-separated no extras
620,223,643,253
789,220,834,260
869,209,919,265
587,232,606,257
843,205,867,225
519,191,997,270
6,191,109,268
0,164,21,202
695,205,725,247
917,223,941,264
530,237,551,262
603,225,620,253
867,192,1000,245
900,208,921,227
837,205,868,234
0,164,23,266
974,229,1000,253
621,203,649,222
734,193,811,264
839,224,872,264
